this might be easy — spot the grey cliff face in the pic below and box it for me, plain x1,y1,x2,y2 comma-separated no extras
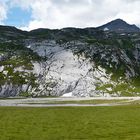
26,40,111,97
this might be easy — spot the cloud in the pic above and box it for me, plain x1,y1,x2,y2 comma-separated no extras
0,1,7,24
2,0,140,30
18,0,117,30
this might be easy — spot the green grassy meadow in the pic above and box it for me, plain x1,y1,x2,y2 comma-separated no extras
0,105,140,140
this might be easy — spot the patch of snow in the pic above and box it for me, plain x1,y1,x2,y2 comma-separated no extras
104,28,109,31
106,87,112,91
0,66,4,72
3,71,8,75
62,92,73,97
27,45,31,48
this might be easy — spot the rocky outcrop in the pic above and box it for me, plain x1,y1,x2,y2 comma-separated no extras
1,38,140,97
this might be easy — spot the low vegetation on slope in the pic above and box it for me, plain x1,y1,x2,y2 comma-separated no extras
0,42,44,96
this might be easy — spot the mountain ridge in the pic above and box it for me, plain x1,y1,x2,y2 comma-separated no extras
1,18,140,33
0,19,140,97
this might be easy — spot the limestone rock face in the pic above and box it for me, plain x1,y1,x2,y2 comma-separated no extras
28,40,111,97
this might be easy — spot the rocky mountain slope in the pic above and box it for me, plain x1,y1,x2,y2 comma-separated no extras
98,19,140,32
0,19,140,97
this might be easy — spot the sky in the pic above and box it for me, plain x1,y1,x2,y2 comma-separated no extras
0,0,140,31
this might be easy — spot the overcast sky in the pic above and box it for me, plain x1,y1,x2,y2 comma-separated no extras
0,0,140,30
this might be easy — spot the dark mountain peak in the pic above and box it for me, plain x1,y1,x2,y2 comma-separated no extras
98,18,140,32
0,25,21,32
112,18,126,23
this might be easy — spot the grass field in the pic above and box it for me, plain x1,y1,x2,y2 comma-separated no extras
0,105,140,140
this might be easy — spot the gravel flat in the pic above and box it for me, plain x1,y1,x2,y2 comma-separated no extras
0,97,139,107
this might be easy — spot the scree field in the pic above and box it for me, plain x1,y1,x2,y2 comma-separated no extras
0,106,140,140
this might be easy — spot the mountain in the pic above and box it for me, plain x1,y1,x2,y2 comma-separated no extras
98,19,140,32
0,19,140,97
0,25,28,40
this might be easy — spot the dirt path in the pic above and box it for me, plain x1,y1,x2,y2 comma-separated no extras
0,97,139,107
